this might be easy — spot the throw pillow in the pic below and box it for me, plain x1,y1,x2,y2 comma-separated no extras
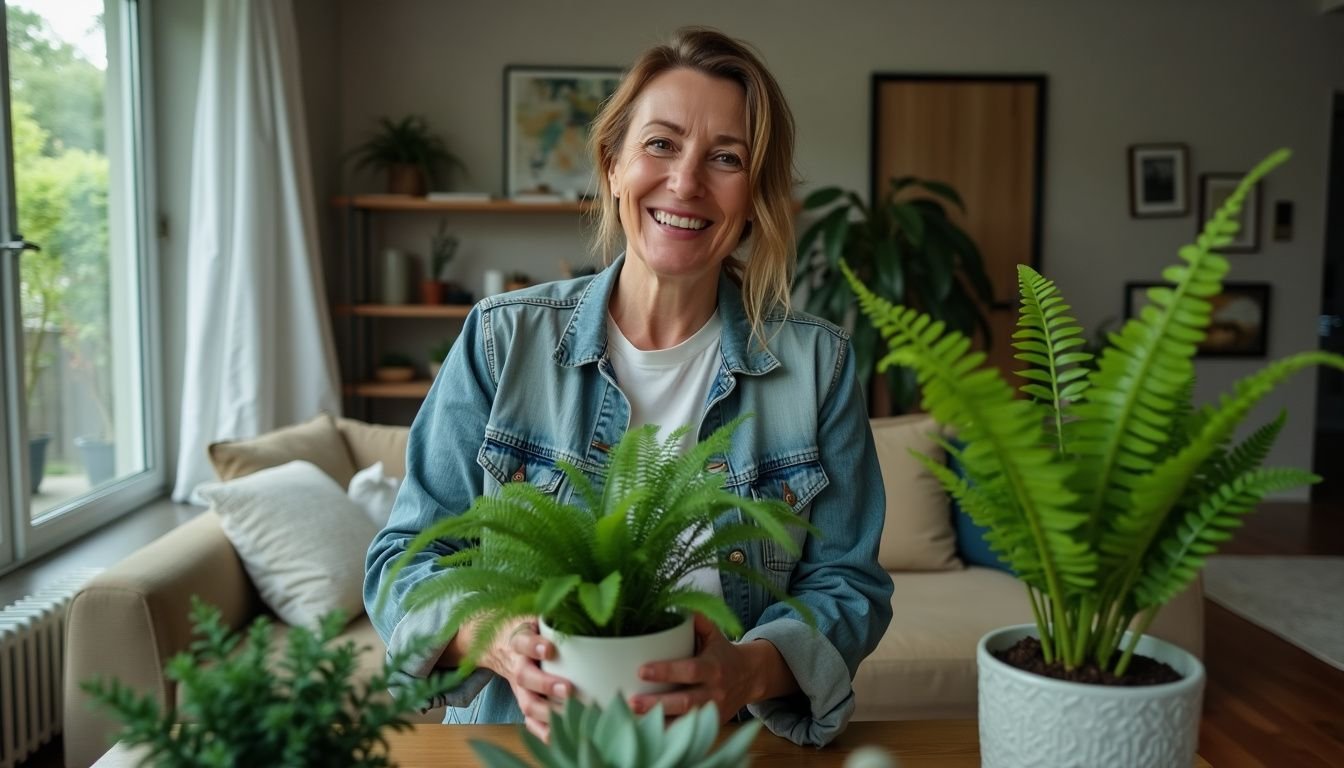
197,460,378,628
208,412,358,488
348,461,400,527
870,413,961,571
948,438,1015,573
337,417,409,480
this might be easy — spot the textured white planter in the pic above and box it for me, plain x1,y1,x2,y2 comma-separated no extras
978,624,1205,768
540,616,694,707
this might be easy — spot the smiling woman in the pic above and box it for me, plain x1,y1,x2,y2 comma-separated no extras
365,26,893,748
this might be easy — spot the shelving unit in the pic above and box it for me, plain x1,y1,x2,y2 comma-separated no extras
333,195,592,421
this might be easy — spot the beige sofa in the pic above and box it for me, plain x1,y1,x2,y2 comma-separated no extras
63,414,1202,766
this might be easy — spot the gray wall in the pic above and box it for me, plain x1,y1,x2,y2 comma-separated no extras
156,0,1344,497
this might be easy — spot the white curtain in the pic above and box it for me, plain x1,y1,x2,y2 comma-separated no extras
172,0,339,503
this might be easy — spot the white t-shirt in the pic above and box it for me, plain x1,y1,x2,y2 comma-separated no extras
606,310,724,599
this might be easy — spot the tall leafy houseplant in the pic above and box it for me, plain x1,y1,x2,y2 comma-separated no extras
348,115,465,196
843,149,1340,765
383,417,815,701
796,177,994,412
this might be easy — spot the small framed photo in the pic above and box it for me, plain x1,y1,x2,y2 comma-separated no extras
1125,281,1270,358
1198,173,1262,253
503,66,622,199
1128,143,1189,218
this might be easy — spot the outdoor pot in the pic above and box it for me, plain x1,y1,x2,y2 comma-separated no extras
28,433,51,494
539,616,693,707
978,623,1205,768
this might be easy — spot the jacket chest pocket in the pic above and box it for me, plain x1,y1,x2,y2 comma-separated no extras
477,439,565,497
750,458,828,572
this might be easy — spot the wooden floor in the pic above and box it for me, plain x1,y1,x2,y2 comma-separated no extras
1196,501,1344,767
19,502,1344,768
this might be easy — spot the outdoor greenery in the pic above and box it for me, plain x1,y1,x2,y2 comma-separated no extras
9,8,112,436
470,696,760,768
842,149,1342,675
83,597,447,768
382,417,816,679
796,177,994,411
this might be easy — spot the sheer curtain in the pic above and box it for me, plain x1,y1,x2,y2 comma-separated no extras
172,0,339,502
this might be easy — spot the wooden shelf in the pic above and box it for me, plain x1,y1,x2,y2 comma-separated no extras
345,381,433,399
332,194,592,213
336,303,472,319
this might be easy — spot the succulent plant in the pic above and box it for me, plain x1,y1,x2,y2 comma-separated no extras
469,696,760,768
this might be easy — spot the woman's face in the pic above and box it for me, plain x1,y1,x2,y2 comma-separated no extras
607,68,752,284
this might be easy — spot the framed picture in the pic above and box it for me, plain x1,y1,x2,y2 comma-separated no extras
1198,172,1262,252
1128,143,1188,218
1125,281,1271,358
503,66,622,199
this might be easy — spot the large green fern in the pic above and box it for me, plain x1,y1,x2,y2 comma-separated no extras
383,416,817,679
843,148,1344,675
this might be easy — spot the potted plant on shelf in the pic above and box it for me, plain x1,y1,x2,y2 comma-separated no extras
421,218,464,305
382,417,815,706
427,339,454,380
347,115,465,197
796,176,995,415
375,352,416,383
842,149,1336,767
471,696,760,768
83,597,446,767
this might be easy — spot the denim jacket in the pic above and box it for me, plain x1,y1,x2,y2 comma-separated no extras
364,256,892,746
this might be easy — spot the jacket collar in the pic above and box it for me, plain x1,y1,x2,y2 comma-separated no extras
554,254,780,376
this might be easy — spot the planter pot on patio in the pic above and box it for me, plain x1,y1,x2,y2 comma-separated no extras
75,436,115,487
978,623,1204,768
540,615,693,708
28,433,51,494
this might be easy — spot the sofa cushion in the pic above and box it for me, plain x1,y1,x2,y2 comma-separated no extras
198,460,377,629
208,412,358,488
338,417,409,480
870,414,960,571
349,461,400,527
852,566,1030,720
947,439,1013,573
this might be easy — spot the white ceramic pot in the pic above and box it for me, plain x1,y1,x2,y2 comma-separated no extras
978,624,1205,768
540,616,694,708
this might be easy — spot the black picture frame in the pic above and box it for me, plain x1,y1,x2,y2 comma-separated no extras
1128,143,1189,218
1198,172,1262,253
1124,281,1271,358
502,65,622,199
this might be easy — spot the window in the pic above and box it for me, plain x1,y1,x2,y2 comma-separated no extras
0,0,160,572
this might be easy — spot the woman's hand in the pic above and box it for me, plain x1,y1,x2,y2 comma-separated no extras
478,617,573,741
629,614,795,721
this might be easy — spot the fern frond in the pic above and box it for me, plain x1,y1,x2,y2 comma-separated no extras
1134,467,1319,609
1074,149,1289,550
843,260,1093,617
1014,265,1092,451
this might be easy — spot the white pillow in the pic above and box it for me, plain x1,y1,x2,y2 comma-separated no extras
197,460,378,629
348,461,400,527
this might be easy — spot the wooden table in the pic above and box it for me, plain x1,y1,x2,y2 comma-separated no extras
93,719,1213,767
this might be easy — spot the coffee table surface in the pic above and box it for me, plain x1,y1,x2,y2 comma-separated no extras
93,719,1212,767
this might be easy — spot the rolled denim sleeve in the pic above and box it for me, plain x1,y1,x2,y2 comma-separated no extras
363,303,499,709
742,336,893,745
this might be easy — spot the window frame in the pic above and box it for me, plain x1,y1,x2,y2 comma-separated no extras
0,0,164,576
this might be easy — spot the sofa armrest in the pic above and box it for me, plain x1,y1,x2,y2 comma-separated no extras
63,511,262,768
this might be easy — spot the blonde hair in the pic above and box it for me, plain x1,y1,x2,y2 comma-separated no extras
589,26,796,347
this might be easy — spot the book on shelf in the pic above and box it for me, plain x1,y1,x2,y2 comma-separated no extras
425,191,493,202
509,192,569,204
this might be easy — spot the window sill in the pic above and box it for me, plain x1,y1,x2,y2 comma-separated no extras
0,495,202,607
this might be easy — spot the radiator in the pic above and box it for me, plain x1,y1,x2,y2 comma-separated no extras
0,567,102,768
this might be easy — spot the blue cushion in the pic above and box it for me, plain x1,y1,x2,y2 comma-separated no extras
947,439,1014,573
